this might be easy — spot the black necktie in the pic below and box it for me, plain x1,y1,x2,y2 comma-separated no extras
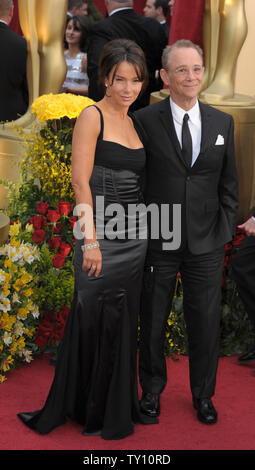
182,113,192,167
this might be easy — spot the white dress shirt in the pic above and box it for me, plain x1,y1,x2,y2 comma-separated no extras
169,97,202,166
0,19,8,25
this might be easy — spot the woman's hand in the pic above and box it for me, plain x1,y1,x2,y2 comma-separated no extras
82,247,102,277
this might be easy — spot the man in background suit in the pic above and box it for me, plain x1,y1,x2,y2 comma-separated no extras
143,0,170,41
232,214,255,367
0,0,28,122
135,40,238,424
87,0,167,109
68,0,89,17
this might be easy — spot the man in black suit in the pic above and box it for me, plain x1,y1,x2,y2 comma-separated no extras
87,0,167,109
135,40,238,424
143,0,170,41
0,0,28,122
232,213,255,366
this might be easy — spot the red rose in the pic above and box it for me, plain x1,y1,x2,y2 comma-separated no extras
224,242,232,251
48,237,62,250
32,229,46,243
224,255,231,268
47,209,60,223
59,242,71,256
232,234,245,248
53,307,70,342
42,310,56,322
29,215,47,230
35,331,49,348
57,201,73,216
52,253,66,268
34,314,53,348
69,216,77,228
58,306,70,323
36,201,49,215
53,222,63,234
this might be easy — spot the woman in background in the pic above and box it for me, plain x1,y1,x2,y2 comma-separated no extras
61,15,90,96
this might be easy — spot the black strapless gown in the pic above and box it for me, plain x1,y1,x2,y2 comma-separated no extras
18,107,157,440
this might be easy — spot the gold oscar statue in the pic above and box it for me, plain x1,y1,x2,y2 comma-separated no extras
0,0,68,244
0,212,9,246
200,0,255,221
18,0,68,101
200,0,255,106
150,0,255,222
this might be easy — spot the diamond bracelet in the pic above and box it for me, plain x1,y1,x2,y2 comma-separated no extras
81,241,100,252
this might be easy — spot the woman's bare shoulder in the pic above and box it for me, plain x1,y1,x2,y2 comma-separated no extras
75,105,101,135
78,104,99,121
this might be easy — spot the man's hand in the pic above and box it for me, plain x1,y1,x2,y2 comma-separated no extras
238,216,255,236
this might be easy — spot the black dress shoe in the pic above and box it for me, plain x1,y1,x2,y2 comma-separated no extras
238,346,255,363
140,392,160,417
193,397,217,424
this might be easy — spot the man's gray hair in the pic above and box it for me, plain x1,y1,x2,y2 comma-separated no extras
0,0,13,16
162,39,204,71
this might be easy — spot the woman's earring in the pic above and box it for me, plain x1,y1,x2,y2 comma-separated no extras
105,83,111,97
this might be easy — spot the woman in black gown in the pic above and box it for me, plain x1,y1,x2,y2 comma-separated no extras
18,39,158,440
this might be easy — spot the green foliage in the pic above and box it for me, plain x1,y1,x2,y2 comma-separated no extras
34,244,74,313
220,267,255,355
164,279,188,356
7,179,41,224
163,267,255,358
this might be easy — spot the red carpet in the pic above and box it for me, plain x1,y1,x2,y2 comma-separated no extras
1,354,255,452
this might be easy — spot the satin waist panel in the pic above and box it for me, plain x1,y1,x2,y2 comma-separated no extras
89,165,146,240
90,165,144,206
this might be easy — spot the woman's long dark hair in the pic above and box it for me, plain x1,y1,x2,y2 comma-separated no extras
65,15,91,52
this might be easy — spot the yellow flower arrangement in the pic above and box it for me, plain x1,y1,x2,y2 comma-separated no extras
14,92,95,205
31,93,94,121
0,223,41,382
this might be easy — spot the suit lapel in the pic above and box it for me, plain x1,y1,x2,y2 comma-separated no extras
158,98,187,167
199,100,214,155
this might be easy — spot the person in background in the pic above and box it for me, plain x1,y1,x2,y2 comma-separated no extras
62,15,90,96
87,0,167,110
143,0,170,41
68,0,102,23
232,213,255,368
168,0,175,16
0,0,28,122
68,0,88,16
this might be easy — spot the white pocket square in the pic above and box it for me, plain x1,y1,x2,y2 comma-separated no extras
215,134,224,145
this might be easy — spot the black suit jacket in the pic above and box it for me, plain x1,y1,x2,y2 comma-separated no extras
87,8,167,110
135,97,239,255
0,22,28,122
160,21,170,41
